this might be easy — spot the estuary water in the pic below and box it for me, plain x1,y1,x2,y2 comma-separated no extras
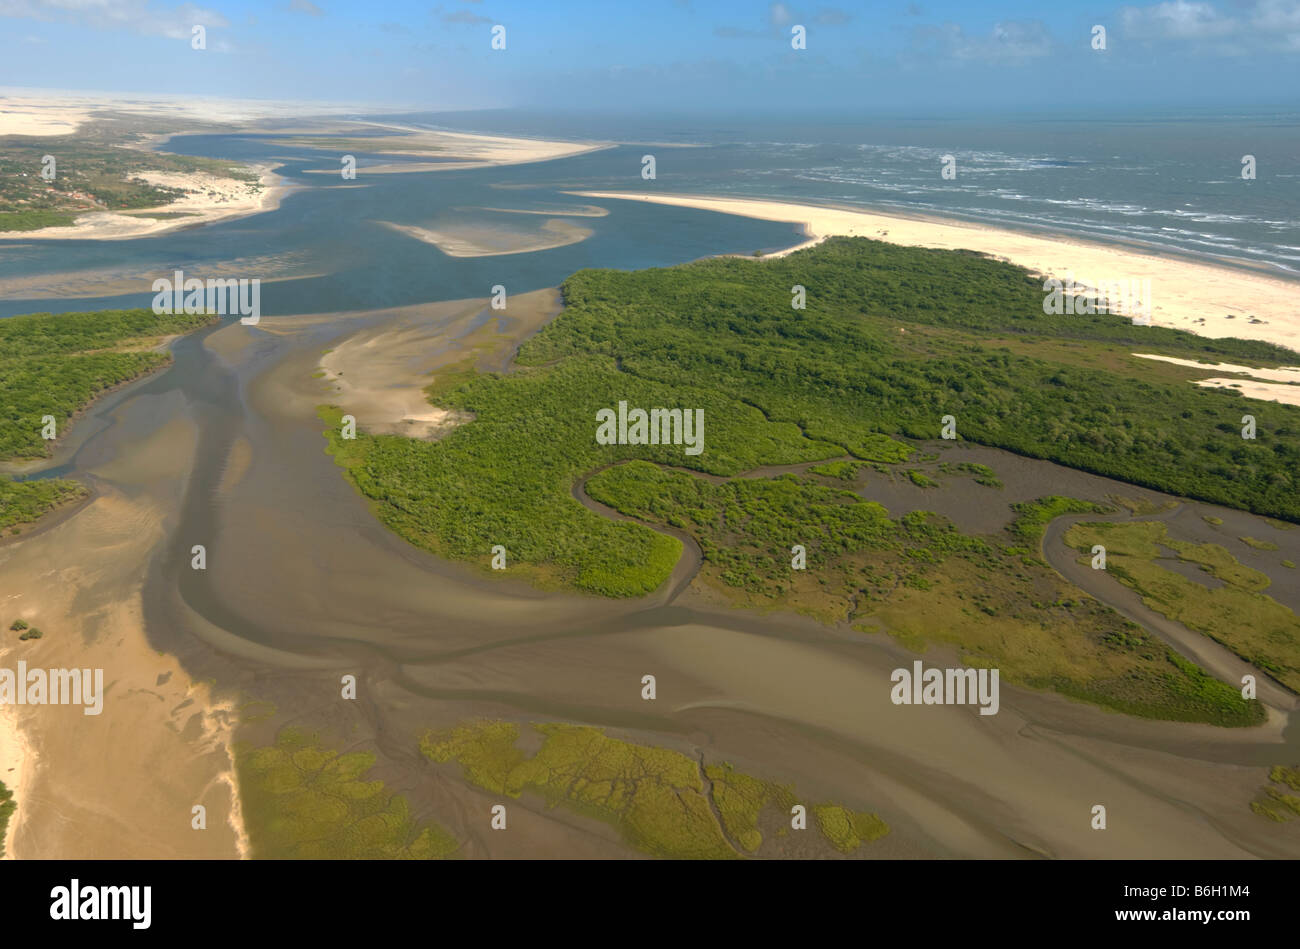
0,131,802,319
3,118,1299,859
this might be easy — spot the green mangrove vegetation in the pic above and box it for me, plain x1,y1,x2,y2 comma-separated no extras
321,238,1300,597
0,780,13,858
1240,536,1279,551
0,307,212,533
590,468,1261,724
1250,765,1300,823
319,237,1291,723
420,720,888,858
1009,496,1112,543
236,727,459,860
1064,520,1300,692
0,478,86,534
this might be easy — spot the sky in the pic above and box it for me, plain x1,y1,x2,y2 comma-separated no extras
1,0,1299,113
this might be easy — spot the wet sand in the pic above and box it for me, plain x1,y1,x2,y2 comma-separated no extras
314,289,563,437
3,289,1298,860
0,402,241,859
0,255,321,301
378,219,593,258
1132,353,1300,407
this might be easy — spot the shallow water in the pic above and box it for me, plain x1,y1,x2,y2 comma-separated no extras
8,291,1289,858
0,139,802,319
5,131,1300,858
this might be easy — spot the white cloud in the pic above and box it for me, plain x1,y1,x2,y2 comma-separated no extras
0,0,230,38
441,9,490,25
910,20,1053,64
1119,0,1300,52
1120,1,1235,40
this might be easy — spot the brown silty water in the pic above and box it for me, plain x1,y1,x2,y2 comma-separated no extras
3,291,1299,860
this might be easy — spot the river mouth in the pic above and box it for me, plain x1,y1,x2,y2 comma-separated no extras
5,290,1300,860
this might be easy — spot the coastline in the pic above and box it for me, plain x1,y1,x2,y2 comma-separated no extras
0,163,289,242
0,699,35,860
570,191,1300,359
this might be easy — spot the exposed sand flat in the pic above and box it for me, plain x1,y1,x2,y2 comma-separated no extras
1133,353,1300,383
481,204,609,218
0,698,35,859
0,482,241,859
0,104,88,136
378,218,593,257
318,306,477,440
1133,353,1300,407
1195,378,1300,407
8,273,1287,859
0,164,287,242
0,256,320,301
353,122,609,165
300,125,610,175
571,191,1300,356
315,288,563,439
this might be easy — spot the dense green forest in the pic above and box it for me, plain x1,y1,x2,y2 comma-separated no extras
0,478,86,534
320,236,1293,723
525,238,1300,518
0,307,213,531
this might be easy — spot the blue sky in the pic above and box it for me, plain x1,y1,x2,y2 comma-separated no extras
2,0,1298,112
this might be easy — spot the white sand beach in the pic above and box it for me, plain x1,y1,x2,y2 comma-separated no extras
300,125,611,175
571,191,1300,357
359,122,609,165
0,164,287,242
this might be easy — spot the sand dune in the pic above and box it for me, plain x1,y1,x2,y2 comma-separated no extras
0,165,288,242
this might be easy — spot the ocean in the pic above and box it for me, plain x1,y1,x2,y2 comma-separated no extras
1,108,1297,320
416,108,1300,274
